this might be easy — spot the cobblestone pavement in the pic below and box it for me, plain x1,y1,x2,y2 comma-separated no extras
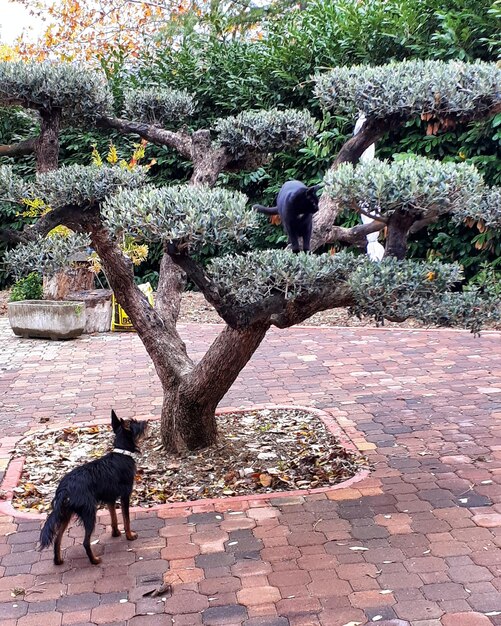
1,317,501,626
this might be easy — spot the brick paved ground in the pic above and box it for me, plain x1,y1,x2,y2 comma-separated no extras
1,317,500,626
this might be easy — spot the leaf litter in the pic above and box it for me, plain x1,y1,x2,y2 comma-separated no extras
11,408,367,513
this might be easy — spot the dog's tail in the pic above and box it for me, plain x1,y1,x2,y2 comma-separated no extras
253,204,279,216
39,491,69,549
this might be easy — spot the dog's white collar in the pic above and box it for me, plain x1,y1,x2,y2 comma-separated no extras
113,448,136,458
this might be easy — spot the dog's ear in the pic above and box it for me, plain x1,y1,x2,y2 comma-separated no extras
111,410,120,432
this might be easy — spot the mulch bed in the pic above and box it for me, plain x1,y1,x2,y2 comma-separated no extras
11,409,367,513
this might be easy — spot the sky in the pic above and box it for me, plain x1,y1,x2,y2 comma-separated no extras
0,0,44,44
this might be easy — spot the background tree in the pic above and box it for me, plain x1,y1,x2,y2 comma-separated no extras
10,0,301,61
1,59,499,454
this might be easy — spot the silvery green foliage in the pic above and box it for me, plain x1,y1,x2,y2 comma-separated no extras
315,60,501,119
0,165,30,207
103,185,257,251
348,257,498,334
32,165,147,210
325,157,484,219
123,88,195,125
207,250,363,304
0,61,113,123
5,232,91,279
215,109,317,158
454,186,501,229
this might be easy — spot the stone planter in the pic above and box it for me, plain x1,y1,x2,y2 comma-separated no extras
7,300,86,340
64,289,112,334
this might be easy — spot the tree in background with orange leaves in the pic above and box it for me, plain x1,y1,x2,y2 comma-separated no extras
10,0,301,62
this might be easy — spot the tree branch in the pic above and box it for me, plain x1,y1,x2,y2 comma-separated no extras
358,206,388,224
409,214,440,234
96,116,193,159
271,283,355,328
168,248,292,329
315,219,385,250
155,248,186,327
83,214,193,383
183,322,270,407
311,117,402,251
0,136,37,158
0,205,86,244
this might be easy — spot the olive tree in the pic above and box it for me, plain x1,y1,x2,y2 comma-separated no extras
0,59,499,453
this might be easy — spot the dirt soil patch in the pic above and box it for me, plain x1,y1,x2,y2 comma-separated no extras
11,409,367,513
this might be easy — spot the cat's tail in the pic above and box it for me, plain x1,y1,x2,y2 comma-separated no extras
253,204,279,215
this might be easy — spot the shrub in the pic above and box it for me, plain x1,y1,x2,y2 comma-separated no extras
9,271,43,301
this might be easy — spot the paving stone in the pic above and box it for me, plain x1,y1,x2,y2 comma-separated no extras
237,585,281,606
441,612,493,626
196,552,236,569
129,617,173,626
163,590,209,614
277,596,321,616
188,512,224,525
199,576,242,595
90,602,136,624
202,604,248,624
421,582,468,601
456,493,492,508
393,599,444,621
17,612,62,626
362,621,409,626
0,601,29,619
472,513,501,527
56,593,100,611
243,618,289,626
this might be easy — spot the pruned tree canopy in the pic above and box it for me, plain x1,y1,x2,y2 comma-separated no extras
453,185,501,230
5,231,91,279
214,109,317,159
123,88,196,126
0,62,112,122
310,59,501,251
315,59,501,123
325,157,485,223
103,184,257,251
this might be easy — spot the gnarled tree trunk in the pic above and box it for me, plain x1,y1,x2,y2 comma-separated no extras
160,322,270,451
36,110,62,173
384,211,416,259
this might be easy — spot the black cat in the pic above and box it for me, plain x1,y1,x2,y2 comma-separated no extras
253,181,322,252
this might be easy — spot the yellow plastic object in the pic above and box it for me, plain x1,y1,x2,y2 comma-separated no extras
111,283,154,332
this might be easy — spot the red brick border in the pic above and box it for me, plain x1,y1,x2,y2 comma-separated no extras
0,403,370,519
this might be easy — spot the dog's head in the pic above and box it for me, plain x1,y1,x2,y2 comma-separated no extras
111,410,148,453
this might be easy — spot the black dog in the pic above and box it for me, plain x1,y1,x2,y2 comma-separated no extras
40,410,147,565
254,181,322,252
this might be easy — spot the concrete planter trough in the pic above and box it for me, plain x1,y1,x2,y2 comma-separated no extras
64,289,112,334
7,300,86,340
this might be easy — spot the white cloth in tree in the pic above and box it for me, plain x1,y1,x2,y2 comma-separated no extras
353,113,385,261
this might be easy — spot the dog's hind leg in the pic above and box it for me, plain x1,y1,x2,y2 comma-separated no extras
107,504,121,537
53,510,72,566
121,496,137,541
82,515,101,565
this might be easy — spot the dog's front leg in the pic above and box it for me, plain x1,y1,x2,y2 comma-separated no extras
120,496,138,541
